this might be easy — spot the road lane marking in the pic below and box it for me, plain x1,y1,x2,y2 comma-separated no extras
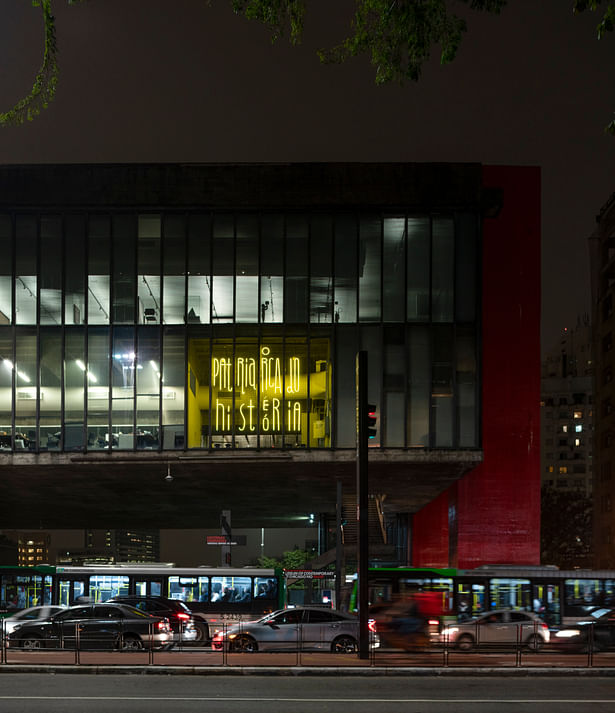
1,698,615,703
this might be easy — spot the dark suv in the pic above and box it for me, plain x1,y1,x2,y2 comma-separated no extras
107,596,196,645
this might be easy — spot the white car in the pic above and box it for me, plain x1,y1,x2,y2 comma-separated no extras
2,605,65,639
440,609,550,651
212,606,378,653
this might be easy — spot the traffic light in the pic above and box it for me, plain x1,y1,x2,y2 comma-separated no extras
367,404,378,440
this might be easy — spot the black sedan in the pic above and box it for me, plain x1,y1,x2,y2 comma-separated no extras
553,608,615,651
6,603,172,651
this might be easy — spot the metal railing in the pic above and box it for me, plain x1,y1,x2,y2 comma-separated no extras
1,618,611,668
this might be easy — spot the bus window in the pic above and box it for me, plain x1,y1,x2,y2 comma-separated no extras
150,580,162,597
489,578,531,611
88,574,129,602
456,581,485,620
168,576,209,603
533,583,560,625
254,577,277,599
211,576,252,603
135,580,147,596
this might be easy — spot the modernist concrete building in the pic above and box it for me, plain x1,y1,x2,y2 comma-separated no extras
0,163,541,568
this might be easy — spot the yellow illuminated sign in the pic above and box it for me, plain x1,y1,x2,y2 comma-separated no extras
211,346,304,433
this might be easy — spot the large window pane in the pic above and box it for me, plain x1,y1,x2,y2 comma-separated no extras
40,329,62,450
64,328,86,451
162,328,185,449
432,326,454,447
383,327,405,446
310,215,333,324
88,216,110,325
111,327,135,449
333,215,357,323
432,217,454,322
15,216,37,325
138,214,161,325
334,326,358,447
0,329,13,447
187,214,211,324
162,215,185,324
457,326,477,447
406,216,430,322
112,215,136,324
309,335,331,447
456,213,478,323
39,216,62,325
87,327,110,449
64,215,86,325
260,215,283,323
136,327,161,450
236,215,258,323
0,216,12,324
407,326,430,447
212,214,234,323
359,217,381,322
285,215,308,323
15,329,37,449
383,217,405,322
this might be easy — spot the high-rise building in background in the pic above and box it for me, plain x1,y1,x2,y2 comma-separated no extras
57,529,160,564
590,192,615,568
541,317,593,497
1,531,51,566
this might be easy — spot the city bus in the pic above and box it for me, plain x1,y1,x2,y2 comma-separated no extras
349,565,615,627
0,564,285,643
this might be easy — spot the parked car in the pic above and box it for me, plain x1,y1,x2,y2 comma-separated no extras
7,603,172,651
211,606,378,653
106,595,197,645
2,605,65,640
439,609,550,651
553,608,615,651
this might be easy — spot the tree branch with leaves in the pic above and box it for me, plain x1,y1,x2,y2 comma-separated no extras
2,1,614,133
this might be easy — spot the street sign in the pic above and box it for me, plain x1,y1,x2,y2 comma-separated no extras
206,535,247,546
284,569,334,579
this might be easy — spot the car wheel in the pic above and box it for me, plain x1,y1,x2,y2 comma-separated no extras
117,634,143,651
230,635,258,653
525,634,544,652
21,635,42,650
456,634,475,652
194,621,209,644
331,635,358,654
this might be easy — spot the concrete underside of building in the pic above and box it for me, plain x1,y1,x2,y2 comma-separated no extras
0,450,481,529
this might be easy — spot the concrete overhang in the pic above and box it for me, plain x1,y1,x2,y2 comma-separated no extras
0,449,483,529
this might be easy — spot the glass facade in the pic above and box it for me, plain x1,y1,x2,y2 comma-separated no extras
0,211,480,451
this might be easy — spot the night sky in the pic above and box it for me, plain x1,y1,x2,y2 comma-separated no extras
1,0,614,352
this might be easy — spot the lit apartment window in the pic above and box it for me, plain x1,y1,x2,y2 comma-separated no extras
574,411,583,419
546,465,555,473
575,438,581,447
559,466,568,474
562,425,568,433
575,424,583,433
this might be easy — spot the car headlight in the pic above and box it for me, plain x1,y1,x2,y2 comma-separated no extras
555,629,581,638
441,627,459,636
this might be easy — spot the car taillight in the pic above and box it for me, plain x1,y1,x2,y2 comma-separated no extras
541,623,548,631
428,619,439,627
212,631,224,642
368,619,377,633
157,620,170,632
176,613,190,621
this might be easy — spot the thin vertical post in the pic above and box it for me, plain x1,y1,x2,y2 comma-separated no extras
356,350,369,659
335,479,342,610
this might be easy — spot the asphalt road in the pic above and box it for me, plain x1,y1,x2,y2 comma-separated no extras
1,674,615,713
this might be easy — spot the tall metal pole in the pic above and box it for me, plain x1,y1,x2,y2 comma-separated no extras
335,478,342,610
356,350,369,659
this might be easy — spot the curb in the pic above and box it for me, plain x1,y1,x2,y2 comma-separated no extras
2,665,615,676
